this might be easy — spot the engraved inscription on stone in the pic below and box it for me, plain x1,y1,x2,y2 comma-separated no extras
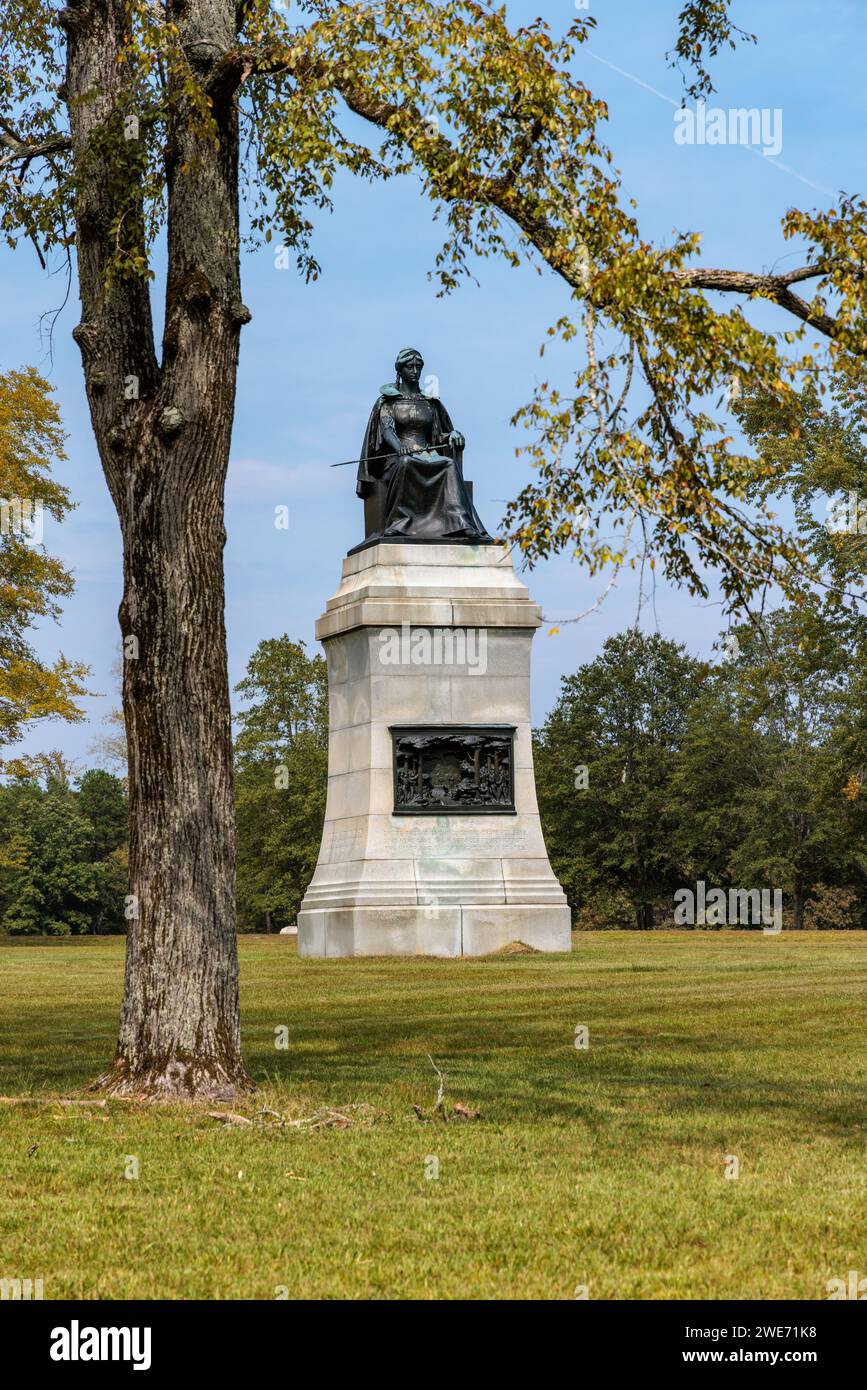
391,725,515,814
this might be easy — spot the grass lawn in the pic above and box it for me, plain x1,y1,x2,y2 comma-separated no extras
1,931,865,1300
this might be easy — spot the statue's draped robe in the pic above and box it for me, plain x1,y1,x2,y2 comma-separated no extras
356,388,489,541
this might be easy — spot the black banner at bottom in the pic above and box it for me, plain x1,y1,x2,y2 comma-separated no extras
3,1297,862,1375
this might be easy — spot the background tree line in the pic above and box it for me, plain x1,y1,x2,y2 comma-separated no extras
537,372,867,930
535,620,866,931
0,637,328,936
0,765,128,935
3,608,864,935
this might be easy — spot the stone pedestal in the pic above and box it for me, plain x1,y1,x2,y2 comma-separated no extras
297,542,571,956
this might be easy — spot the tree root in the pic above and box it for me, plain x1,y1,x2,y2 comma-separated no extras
89,1055,255,1103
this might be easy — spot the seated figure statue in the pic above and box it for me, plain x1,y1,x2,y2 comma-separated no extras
355,347,492,545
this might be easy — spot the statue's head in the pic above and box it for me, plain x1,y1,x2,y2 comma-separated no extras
395,347,423,386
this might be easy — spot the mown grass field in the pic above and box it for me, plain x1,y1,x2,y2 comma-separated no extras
1,932,865,1300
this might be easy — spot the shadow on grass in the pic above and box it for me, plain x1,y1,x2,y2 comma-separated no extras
1,938,863,1146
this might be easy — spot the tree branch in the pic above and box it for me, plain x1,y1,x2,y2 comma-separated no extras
210,42,850,347
329,71,849,345
64,0,159,495
0,124,71,170
671,266,839,338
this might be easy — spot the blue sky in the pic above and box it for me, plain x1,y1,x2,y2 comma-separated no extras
2,0,864,766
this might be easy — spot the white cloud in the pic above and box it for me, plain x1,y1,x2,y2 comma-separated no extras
226,456,342,499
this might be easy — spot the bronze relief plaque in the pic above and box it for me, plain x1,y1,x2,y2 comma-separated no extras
391,725,516,815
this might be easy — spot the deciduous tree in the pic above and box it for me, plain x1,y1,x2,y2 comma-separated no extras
535,630,704,928
234,636,327,933
0,367,88,752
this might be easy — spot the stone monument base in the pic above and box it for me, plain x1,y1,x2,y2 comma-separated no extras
298,904,571,958
296,542,572,958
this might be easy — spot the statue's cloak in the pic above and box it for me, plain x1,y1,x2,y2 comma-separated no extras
356,385,456,497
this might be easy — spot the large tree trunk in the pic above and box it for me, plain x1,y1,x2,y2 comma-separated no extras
66,0,252,1098
105,432,246,1098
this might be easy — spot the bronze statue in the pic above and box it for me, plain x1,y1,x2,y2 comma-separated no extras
355,347,492,547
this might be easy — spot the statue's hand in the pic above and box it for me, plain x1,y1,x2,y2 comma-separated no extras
448,430,465,451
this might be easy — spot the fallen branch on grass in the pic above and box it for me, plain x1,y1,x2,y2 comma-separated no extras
239,1103,382,1131
412,1055,480,1123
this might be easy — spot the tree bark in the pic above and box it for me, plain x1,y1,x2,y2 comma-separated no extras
66,0,252,1098
106,426,247,1099
792,886,806,932
634,902,654,931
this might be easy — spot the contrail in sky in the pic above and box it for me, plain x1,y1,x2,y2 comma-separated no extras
585,50,836,198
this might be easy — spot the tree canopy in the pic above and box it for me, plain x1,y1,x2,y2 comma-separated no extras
535,621,867,932
234,636,327,932
0,366,88,753
2,2,865,611
0,767,128,934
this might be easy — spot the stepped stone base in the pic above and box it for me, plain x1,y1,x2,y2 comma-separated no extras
298,905,572,957
296,542,571,958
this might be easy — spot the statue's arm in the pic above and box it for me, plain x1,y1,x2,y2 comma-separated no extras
433,399,464,452
379,402,410,456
